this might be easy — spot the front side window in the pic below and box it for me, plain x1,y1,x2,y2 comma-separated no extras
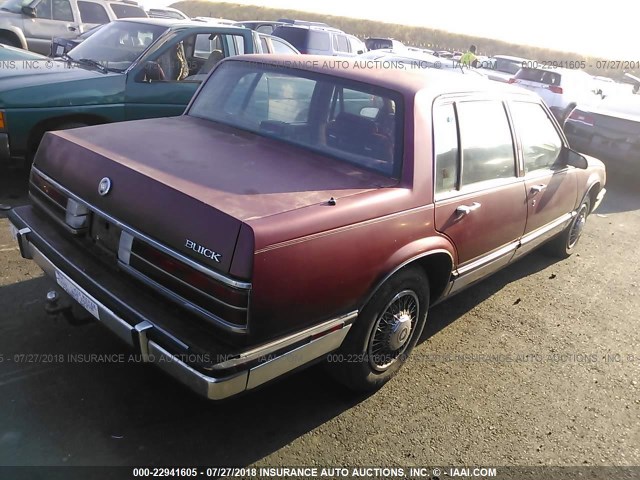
52,0,72,20
510,101,563,172
34,0,52,18
457,100,516,186
189,61,403,177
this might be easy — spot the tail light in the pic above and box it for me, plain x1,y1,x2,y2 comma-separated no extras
548,85,563,94
507,78,516,84
567,109,594,127
31,171,68,209
124,238,249,328
30,170,90,231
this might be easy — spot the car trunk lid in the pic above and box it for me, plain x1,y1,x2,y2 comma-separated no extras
33,115,395,274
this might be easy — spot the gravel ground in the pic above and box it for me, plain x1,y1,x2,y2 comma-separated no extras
0,158,638,471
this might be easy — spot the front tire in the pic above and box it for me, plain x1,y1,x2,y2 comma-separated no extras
546,196,591,258
329,267,430,392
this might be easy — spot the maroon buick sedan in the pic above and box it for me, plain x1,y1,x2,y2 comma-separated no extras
8,55,606,399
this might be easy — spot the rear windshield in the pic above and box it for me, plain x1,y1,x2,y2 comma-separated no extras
366,38,393,50
188,61,404,178
515,68,561,86
110,4,147,18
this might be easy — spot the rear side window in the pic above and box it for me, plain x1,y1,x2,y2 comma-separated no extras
110,4,147,18
273,27,307,50
509,101,563,172
307,30,329,50
78,1,109,23
457,101,516,186
516,68,561,86
433,103,459,194
336,34,349,52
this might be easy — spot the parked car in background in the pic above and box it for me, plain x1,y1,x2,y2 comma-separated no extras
0,41,47,60
273,24,357,56
510,66,598,122
0,18,268,167
565,93,640,163
0,0,146,54
364,37,405,51
479,54,529,82
146,7,189,20
8,55,605,400
359,49,489,80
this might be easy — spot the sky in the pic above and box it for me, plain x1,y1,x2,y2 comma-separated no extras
142,0,638,59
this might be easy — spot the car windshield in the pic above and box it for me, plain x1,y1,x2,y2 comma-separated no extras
68,21,168,72
189,61,404,178
0,0,27,13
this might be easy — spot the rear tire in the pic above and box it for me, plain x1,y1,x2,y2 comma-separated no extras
329,267,430,392
546,196,591,258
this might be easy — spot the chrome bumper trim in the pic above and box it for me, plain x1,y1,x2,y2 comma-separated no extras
10,215,355,400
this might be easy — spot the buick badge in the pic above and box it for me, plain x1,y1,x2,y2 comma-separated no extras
98,177,112,196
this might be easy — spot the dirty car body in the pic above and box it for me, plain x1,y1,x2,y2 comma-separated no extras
9,55,606,399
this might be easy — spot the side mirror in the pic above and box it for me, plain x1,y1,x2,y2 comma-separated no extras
565,148,588,169
21,5,36,17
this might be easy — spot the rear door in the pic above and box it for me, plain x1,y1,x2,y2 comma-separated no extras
433,98,527,294
508,100,578,258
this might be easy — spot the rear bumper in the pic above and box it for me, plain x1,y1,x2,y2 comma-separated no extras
8,206,354,400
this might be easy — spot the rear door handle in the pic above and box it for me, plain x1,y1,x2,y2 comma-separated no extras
530,184,547,194
456,202,481,216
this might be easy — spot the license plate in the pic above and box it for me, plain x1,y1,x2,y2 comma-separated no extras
55,270,100,320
